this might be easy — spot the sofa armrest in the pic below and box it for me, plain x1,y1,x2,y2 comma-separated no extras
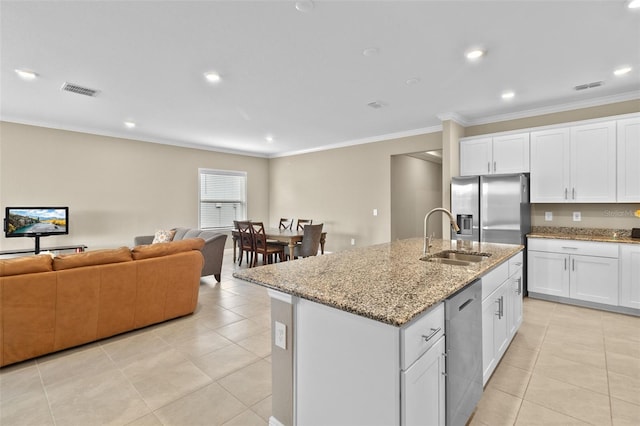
200,233,227,281
134,235,154,246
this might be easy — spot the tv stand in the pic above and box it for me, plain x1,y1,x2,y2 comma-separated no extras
0,244,87,256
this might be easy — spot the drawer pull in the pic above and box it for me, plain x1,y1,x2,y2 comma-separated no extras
422,327,442,342
561,246,578,250
513,262,523,267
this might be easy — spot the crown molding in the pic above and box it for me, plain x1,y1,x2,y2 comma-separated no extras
271,125,443,158
464,91,640,127
436,112,470,126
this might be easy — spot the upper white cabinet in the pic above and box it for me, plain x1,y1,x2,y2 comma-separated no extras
530,121,616,203
617,117,640,202
460,133,529,176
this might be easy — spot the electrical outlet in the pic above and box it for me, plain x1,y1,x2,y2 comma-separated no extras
373,208,378,216
351,238,355,245
275,321,286,350
573,211,581,222
545,212,553,221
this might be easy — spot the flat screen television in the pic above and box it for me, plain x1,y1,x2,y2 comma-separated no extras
4,207,69,253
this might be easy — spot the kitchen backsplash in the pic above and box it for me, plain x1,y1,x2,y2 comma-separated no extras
531,203,640,230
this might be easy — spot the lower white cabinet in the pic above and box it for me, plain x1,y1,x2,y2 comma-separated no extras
620,244,640,309
401,336,446,426
481,252,523,386
528,238,619,307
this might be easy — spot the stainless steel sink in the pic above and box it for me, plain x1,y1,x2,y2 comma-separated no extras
424,257,472,266
420,250,492,266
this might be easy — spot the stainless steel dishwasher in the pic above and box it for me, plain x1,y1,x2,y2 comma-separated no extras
445,279,483,426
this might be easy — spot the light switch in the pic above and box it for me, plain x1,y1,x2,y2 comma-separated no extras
275,321,286,350
545,212,553,221
573,211,581,222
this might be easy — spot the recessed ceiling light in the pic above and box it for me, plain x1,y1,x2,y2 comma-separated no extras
362,47,379,57
265,135,274,143
295,0,314,12
15,69,38,80
124,121,136,129
204,71,221,83
501,91,515,100
628,0,640,9
405,77,421,86
614,66,632,76
465,49,485,60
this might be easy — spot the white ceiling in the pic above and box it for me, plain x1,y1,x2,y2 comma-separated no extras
1,0,639,158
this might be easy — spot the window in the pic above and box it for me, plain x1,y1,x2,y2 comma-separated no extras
199,168,247,229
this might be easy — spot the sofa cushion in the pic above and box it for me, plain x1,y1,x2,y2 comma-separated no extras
0,254,53,277
152,229,176,244
131,238,205,260
53,247,133,271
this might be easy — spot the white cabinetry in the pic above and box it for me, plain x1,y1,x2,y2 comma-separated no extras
620,244,640,309
617,117,640,202
528,238,619,306
460,133,529,176
530,121,616,202
401,336,445,426
481,252,523,385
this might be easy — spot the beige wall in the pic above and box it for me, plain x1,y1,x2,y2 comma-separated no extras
269,132,442,252
0,122,270,251
390,155,442,240
464,100,640,231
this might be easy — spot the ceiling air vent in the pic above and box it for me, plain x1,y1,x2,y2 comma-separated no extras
367,101,385,109
61,82,100,97
574,81,604,91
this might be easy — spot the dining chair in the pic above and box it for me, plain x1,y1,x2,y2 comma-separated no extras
251,222,286,266
293,223,324,259
296,219,313,231
236,220,254,267
279,218,293,230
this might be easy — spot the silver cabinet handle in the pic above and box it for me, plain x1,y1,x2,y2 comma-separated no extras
516,277,522,295
565,188,568,199
564,258,567,270
493,161,496,172
487,162,491,173
572,258,575,271
562,247,578,250
572,188,576,200
422,327,441,342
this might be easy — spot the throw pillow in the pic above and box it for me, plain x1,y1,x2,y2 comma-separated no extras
152,229,176,244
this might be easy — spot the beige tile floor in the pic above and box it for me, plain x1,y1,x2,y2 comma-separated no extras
1,249,639,425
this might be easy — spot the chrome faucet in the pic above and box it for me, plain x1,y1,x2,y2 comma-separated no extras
423,208,460,256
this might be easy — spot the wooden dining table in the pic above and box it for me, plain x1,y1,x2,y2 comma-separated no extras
231,227,327,263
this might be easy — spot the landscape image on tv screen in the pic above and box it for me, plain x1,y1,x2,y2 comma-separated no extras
6,208,68,236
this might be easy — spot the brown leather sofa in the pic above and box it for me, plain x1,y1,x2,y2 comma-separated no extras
0,238,204,367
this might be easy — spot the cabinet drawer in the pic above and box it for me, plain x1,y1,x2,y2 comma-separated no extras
508,252,524,276
482,261,509,300
401,303,444,370
528,238,618,258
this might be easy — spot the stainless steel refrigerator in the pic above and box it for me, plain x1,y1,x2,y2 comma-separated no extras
450,173,531,245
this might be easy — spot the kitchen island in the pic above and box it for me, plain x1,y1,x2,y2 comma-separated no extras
234,238,523,426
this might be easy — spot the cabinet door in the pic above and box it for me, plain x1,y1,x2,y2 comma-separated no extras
528,250,570,297
508,268,523,336
620,244,640,309
617,117,640,202
460,138,492,176
530,128,570,202
401,336,445,426
570,254,619,306
492,133,530,174
571,121,617,202
482,285,508,386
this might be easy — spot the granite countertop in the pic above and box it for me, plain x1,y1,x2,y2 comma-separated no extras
233,238,522,327
528,226,640,245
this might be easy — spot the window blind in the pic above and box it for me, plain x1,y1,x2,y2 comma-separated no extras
199,169,247,229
